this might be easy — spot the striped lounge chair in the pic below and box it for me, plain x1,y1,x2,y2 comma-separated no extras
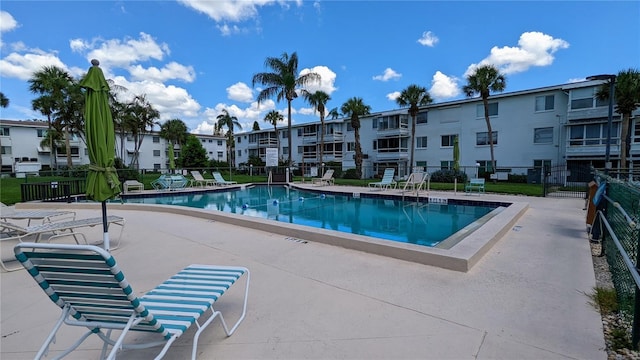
14,242,250,360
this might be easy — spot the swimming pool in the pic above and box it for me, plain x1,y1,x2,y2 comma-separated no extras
120,185,498,247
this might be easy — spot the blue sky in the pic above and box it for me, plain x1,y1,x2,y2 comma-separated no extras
1,1,638,135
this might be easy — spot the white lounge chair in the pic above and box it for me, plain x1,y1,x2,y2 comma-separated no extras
123,180,144,193
13,242,250,360
369,168,397,190
0,208,76,226
212,172,237,186
0,215,125,249
312,169,335,186
190,170,216,187
399,172,428,192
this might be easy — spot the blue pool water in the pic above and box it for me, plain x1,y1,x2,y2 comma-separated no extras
120,186,497,247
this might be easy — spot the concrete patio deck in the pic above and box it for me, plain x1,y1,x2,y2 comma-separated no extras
1,186,606,359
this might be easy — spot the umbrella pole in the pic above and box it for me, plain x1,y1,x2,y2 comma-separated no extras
102,201,110,251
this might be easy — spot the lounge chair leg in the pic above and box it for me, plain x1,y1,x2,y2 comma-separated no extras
35,306,69,359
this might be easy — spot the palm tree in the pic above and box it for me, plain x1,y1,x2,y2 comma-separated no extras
341,97,371,179
264,110,283,160
596,68,640,169
123,94,160,169
0,92,8,108
252,51,320,166
0,92,8,170
304,91,331,166
396,84,433,172
216,109,242,168
463,65,506,174
56,80,85,168
159,118,189,171
327,107,341,120
28,66,74,170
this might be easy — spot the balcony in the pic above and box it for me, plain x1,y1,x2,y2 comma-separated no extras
376,125,409,138
375,148,409,161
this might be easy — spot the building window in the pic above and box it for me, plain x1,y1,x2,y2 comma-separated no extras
535,95,555,112
208,139,212,143
0,127,9,136
152,136,160,143
416,161,427,171
298,146,303,154
534,127,553,144
346,122,354,132
372,120,378,129
416,136,428,148
570,88,608,110
569,123,619,146
533,159,551,172
217,140,223,146
1,146,11,155
476,131,498,146
347,142,356,151
154,163,161,170
85,148,88,156
416,111,428,124
441,134,456,147
237,137,241,143
476,160,493,174
237,150,241,157
153,150,161,156
440,161,454,170
281,130,288,139
37,129,47,137
282,147,289,155
217,151,224,159
126,136,134,142
476,102,498,117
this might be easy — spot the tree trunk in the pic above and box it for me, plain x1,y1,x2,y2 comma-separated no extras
354,127,363,179
320,116,325,166
409,114,416,174
483,96,496,173
287,100,293,166
65,126,72,168
620,112,630,171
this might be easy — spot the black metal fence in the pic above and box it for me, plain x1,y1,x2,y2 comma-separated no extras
20,179,86,202
543,165,592,198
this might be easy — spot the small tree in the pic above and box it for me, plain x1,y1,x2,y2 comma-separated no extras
178,134,208,169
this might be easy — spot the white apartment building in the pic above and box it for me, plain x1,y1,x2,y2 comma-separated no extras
0,120,227,175
234,79,639,179
2,79,637,180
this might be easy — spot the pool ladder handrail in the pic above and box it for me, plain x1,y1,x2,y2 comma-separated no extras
268,170,273,185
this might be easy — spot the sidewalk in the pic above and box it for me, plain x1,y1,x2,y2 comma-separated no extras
1,191,606,359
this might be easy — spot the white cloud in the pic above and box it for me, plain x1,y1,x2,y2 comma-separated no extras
128,62,196,83
417,31,439,47
226,82,254,102
0,11,18,32
429,71,460,100
386,91,401,101
465,31,569,77
300,65,337,94
0,50,68,80
373,68,402,81
567,77,585,83
76,32,170,69
177,0,302,23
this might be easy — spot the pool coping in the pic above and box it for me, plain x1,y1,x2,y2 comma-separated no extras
16,185,528,272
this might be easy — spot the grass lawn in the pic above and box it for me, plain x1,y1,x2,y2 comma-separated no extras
0,173,544,206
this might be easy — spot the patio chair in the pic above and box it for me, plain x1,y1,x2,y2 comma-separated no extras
399,172,428,192
312,169,335,186
13,242,250,360
369,168,397,190
151,175,171,190
190,170,216,187
123,180,144,193
212,172,237,186
0,215,125,249
0,208,76,226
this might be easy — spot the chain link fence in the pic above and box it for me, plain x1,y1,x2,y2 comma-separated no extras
592,171,640,346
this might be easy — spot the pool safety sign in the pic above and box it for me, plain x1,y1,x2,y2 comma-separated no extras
266,148,278,167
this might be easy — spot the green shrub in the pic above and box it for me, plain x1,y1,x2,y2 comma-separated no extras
343,168,359,179
430,169,468,183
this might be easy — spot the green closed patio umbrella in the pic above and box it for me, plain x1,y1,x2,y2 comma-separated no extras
168,142,175,172
80,59,121,251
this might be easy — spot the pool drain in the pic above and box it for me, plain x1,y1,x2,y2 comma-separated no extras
285,237,308,244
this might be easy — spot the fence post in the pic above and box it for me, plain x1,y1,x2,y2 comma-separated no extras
633,229,640,349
